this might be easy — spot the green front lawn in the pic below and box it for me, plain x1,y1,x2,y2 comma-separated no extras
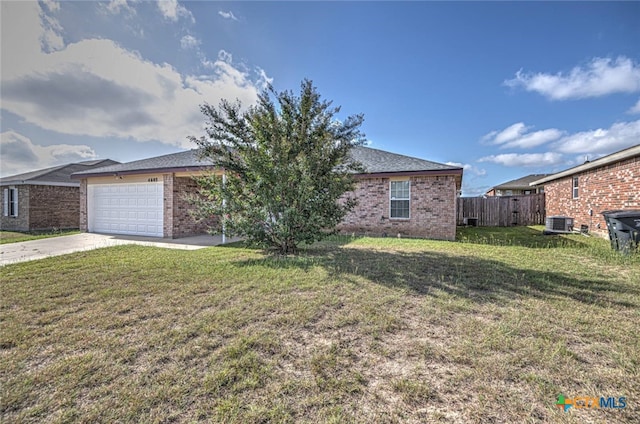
1,227,638,423
0,229,80,244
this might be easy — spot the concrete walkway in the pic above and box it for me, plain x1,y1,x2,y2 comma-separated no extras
0,233,237,266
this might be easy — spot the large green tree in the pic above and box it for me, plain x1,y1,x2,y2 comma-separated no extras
189,79,365,254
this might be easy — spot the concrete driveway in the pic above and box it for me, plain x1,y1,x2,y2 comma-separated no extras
0,233,236,266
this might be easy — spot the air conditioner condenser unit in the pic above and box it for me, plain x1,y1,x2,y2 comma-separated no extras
544,216,574,234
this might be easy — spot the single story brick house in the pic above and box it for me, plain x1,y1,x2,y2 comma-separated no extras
1,160,119,232
529,144,639,237
485,174,549,196
71,146,463,240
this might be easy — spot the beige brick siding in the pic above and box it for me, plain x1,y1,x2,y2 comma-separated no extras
338,175,458,240
79,179,88,232
163,174,174,238
544,156,640,237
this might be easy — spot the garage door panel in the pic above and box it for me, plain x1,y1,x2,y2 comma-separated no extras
89,182,163,237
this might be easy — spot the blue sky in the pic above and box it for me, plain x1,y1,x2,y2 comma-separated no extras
1,1,639,195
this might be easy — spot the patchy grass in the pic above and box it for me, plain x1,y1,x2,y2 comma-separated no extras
0,229,80,244
1,227,638,423
457,225,596,247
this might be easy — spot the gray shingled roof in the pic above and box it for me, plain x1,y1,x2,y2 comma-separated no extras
349,146,459,174
1,159,119,186
72,150,208,177
491,174,550,190
72,146,461,177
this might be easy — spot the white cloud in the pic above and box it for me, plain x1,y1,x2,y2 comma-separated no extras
505,56,640,100
478,152,564,167
445,162,486,176
218,10,238,21
628,98,640,114
490,122,528,144
41,0,60,13
446,162,487,197
157,0,194,23
180,35,200,50
40,7,65,52
1,2,271,149
217,49,233,64
256,67,274,89
477,119,640,169
103,0,136,16
0,131,97,177
553,120,640,155
463,185,492,197
482,122,563,149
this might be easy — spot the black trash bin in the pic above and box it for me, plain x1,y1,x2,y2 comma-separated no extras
601,210,640,254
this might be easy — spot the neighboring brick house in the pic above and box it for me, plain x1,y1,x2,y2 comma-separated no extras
529,144,640,237
0,159,119,232
72,147,463,240
485,174,549,196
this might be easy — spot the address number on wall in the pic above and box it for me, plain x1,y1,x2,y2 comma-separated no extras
148,177,158,182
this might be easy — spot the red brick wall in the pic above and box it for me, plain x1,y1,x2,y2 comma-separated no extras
29,185,80,230
544,156,640,237
338,175,458,240
171,176,214,238
0,186,30,231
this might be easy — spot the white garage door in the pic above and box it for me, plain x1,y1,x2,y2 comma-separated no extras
88,182,163,237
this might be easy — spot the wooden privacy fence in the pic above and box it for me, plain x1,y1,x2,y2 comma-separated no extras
456,193,545,227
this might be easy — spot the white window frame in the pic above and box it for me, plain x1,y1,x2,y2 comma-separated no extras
572,176,579,199
390,179,410,219
3,187,18,217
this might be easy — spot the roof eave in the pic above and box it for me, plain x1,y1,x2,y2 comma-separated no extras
71,165,215,179
0,180,80,187
356,168,463,190
354,168,463,179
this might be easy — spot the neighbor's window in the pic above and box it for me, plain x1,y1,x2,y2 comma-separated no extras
572,177,579,199
3,187,18,217
390,180,410,218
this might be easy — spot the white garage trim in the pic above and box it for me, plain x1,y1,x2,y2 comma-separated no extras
88,181,163,237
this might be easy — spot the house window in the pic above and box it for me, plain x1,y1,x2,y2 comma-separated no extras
390,180,410,218
572,177,579,199
3,187,18,217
